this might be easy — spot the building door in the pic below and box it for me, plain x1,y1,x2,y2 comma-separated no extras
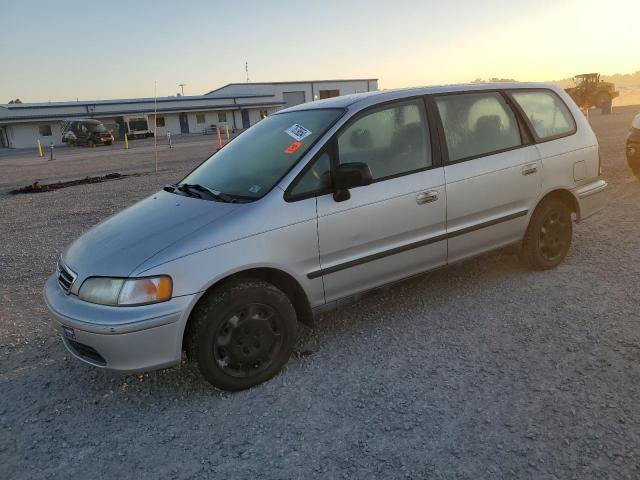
241,110,250,129
0,127,8,148
283,91,306,108
179,113,189,134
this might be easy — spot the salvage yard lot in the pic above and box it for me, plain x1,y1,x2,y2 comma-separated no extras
1,106,640,479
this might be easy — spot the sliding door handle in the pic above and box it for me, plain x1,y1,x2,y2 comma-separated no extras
522,165,538,176
416,191,439,204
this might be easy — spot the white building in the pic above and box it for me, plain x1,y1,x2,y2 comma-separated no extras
206,79,378,108
0,79,378,149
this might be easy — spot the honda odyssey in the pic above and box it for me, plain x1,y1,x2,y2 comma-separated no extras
44,83,607,391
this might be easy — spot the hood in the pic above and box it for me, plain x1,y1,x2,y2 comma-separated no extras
63,190,240,282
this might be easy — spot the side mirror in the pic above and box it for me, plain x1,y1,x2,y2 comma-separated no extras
332,162,373,202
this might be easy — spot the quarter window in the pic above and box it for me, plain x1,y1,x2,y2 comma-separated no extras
289,152,332,197
435,92,522,163
337,100,431,180
510,90,575,140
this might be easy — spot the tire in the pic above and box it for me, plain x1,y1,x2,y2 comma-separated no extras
601,100,612,115
521,198,573,270
186,279,297,391
595,92,610,110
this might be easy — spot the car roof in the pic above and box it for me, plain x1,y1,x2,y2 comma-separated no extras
278,82,562,113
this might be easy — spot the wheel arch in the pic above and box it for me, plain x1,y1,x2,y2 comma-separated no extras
532,188,581,223
181,267,314,352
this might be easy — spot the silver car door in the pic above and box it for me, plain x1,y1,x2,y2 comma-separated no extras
313,98,447,303
433,91,542,263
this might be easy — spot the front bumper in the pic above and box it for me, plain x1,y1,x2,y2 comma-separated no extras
43,275,197,372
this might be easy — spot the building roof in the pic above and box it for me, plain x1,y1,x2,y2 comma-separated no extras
206,78,378,95
0,93,275,110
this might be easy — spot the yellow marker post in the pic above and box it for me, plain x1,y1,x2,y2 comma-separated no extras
225,125,230,141
37,139,43,157
217,128,223,149
124,133,129,149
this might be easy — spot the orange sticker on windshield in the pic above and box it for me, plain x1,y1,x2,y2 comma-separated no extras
284,141,302,154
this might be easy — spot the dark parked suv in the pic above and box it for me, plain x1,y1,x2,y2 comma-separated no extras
62,119,114,147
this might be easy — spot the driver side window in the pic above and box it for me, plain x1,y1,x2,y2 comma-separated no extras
337,100,431,180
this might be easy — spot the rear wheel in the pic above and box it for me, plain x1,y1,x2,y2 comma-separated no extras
595,92,611,110
521,198,573,270
186,279,297,391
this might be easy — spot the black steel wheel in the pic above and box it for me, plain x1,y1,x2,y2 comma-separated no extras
521,198,573,270
212,303,284,378
186,279,297,391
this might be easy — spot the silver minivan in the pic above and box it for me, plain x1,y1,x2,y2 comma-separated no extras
44,83,607,390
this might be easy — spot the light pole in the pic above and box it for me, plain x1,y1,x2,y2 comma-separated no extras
178,83,186,96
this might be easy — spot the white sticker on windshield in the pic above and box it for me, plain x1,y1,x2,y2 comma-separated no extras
285,124,312,142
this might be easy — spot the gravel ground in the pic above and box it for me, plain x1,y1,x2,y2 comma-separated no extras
1,106,639,479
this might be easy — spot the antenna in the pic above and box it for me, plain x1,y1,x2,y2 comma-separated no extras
245,61,250,83
178,83,186,96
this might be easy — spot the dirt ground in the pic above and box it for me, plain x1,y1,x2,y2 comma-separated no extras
1,105,639,479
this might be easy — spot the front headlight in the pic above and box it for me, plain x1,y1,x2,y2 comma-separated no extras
78,276,172,306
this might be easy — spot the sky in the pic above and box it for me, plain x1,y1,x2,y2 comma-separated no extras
1,0,638,102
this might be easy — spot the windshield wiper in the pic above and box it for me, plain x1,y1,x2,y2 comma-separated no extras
177,183,240,203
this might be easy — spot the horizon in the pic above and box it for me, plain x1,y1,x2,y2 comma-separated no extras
1,0,639,103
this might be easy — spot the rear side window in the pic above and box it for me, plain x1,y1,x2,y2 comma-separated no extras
337,100,431,180
510,90,575,140
435,92,522,163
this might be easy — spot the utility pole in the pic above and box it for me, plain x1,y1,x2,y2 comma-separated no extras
178,83,186,96
245,62,250,83
154,81,158,173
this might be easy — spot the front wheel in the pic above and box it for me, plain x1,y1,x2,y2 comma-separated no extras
186,279,297,391
521,198,573,270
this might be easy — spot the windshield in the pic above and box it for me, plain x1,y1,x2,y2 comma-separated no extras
181,109,343,199
87,123,107,133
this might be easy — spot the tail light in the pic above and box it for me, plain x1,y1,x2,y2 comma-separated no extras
598,148,603,176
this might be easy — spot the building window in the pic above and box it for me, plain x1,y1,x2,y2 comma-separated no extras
217,112,227,122
156,116,165,127
39,125,52,136
196,113,206,124
319,89,340,99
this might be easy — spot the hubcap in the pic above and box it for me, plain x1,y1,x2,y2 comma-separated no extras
213,303,282,378
539,210,570,262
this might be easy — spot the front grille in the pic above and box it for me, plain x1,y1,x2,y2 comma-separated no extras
57,258,77,293
67,339,106,365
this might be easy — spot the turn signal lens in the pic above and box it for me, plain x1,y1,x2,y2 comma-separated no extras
598,148,603,176
118,276,173,306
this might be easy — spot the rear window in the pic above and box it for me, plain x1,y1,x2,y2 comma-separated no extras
510,90,575,140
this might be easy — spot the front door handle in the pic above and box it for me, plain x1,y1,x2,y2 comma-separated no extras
522,164,538,176
416,191,439,205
